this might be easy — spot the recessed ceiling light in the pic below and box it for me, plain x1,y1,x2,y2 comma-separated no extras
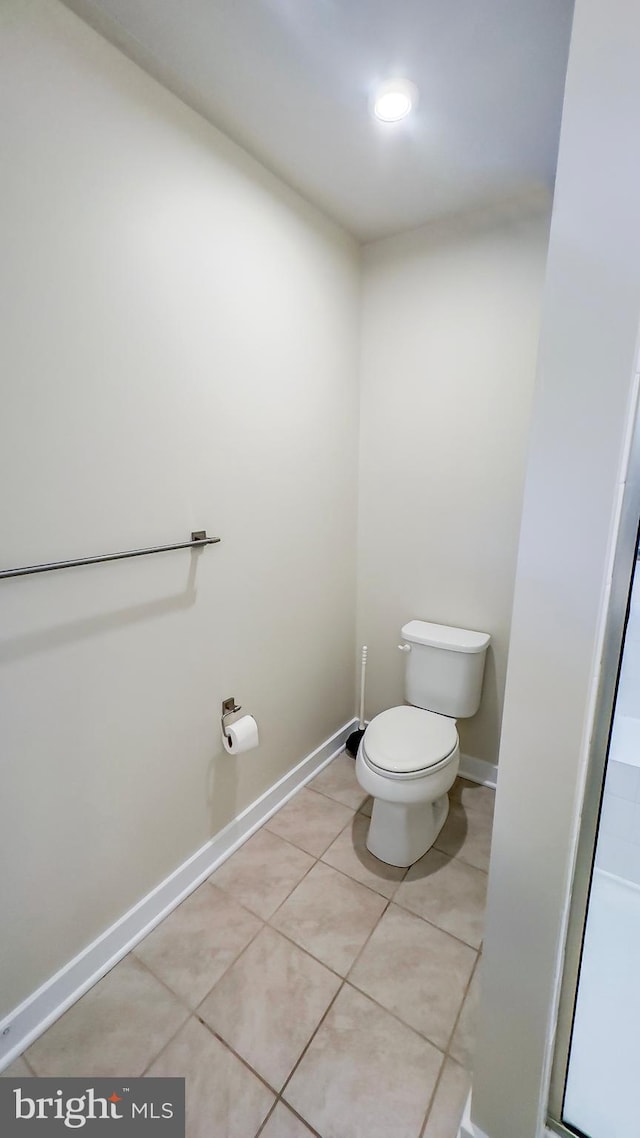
372,79,418,123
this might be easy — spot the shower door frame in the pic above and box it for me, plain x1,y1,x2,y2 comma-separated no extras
547,403,640,1136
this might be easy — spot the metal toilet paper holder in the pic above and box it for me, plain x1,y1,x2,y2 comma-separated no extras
221,696,242,742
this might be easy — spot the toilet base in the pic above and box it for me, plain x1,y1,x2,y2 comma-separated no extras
366,793,450,868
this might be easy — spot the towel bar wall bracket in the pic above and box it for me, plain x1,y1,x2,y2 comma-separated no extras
0,531,221,580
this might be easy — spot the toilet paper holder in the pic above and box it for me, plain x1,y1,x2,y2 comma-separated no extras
221,696,242,740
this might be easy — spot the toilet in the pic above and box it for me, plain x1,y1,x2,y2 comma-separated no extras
356,619,490,867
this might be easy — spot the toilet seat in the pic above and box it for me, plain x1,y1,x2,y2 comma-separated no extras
362,706,458,778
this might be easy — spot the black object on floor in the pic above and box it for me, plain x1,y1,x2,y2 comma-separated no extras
346,726,365,757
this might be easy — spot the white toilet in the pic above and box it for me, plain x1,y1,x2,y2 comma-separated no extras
356,619,490,867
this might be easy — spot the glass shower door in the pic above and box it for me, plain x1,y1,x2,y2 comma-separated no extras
557,542,640,1138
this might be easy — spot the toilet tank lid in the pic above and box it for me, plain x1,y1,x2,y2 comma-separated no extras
401,620,490,654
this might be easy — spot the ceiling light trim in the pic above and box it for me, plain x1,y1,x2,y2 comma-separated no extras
372,79,419,123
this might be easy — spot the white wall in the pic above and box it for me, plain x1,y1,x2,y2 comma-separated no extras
357,201,549,765
0,0,360,1019
470,0,640,1134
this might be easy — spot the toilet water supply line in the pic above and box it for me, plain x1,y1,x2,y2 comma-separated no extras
346,646,368,757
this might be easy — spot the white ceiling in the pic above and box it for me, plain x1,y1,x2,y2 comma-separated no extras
63,0,574,242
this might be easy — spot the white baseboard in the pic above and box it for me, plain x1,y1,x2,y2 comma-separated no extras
0,718,357,1072
458,1090,555,1138
459,753,498,790
458,1092,492,1138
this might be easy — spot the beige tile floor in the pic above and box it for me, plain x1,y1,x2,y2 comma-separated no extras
5,752,494,1138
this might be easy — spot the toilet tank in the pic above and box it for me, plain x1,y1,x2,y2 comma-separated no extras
401,620,491,718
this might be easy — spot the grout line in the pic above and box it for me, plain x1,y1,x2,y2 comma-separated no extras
432,801,494,875
305,782,371,814
253,1099,279,1137
390,893,484,952
275,1101,323,1137
265,802,357,860
224,846,321,924
314,807,371,855
342,891,394,971
311,785,370,812
309,853,405,902
130,955,197,1016
260,922,348,984
443,950,480,1060
419,1052,473,1138
418,1049,448,1138
199,1022,280,1098
133,908,268,1017
428,847,490,882
254,1097,323,1138
278,978,346,1101
139,1013,194,1077
188,916,273,1007
217,817,325,864
317,855,408,900
268,863,325,919
341,976,448,1056
433,847,491,874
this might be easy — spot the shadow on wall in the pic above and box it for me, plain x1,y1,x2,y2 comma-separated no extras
457,643,501,766
371,186,551,267
0,553,201,667
207,747,239,837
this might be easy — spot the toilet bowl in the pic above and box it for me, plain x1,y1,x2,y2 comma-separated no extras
355,618,490,868
356,705,460,867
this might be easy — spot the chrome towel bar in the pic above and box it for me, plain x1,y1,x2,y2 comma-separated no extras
0,530,220,580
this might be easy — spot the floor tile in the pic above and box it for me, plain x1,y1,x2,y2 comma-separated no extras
271,861,386,976
434,798,493,872
359,797,373,817
1,1056,31,1077
25,955,187,1077
349,904,476,1049
449,779,495,820
133,882,261,1008
265,788,353,857
198,926,340,1090
146,1017,274,1138
450,961,481,1071
395,850,488,949
210,829,314,920
421,1058,470,1138
260,1102,317,1138
310,753,369,810
285,985,443,1138
322,812,406,898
